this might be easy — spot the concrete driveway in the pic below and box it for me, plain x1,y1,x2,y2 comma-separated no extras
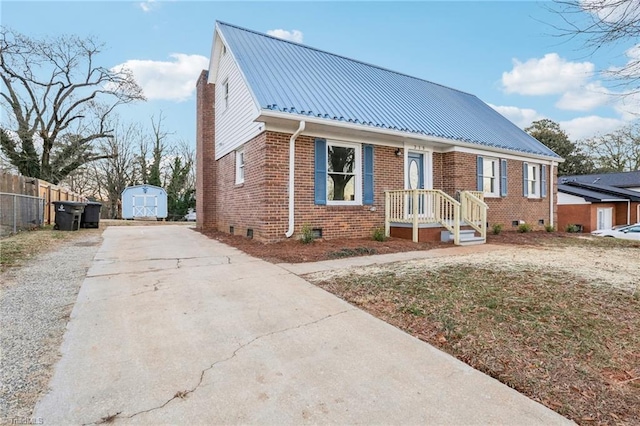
35,225,571,425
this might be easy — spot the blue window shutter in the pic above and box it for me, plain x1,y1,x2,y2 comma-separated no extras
363,144,374,205
314,138,327,205
476,156,484,191
541,164,547,198
523,162,529,197
500,159,508,197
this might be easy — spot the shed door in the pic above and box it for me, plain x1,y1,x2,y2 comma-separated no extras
596,207,613,230
133,195,158,217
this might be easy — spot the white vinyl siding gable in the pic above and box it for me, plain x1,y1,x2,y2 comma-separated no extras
214,47,262,160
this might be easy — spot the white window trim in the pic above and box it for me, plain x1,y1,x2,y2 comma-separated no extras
222,79,229,111
527,164,540,198
327,140,362,206
235,148,245,184
481,157,500,198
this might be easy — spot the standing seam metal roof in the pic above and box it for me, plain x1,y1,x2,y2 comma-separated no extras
217,21,561,159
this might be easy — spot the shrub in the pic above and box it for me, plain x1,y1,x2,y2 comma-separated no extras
299,224,315,244
545,224,555,232
492,223,503,235
372,226,387,242
566,224,580,233
517,223,532,233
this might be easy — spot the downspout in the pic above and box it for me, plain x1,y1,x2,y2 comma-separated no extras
549,161,555,227
285,121,306,238
627,200,631,225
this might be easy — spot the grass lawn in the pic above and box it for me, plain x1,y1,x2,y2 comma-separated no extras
310,254,640,424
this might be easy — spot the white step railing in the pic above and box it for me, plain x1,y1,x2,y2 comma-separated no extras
385,189,489,245
460,191,488,239
385,189,461,245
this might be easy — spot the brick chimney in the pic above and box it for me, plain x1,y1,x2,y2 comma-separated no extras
196,70,216,230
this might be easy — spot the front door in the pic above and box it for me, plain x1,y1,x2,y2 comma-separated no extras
407,152,424,190
596,207,613,230
407,152,424,217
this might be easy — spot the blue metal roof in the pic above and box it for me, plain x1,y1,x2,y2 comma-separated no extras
217,22,561,159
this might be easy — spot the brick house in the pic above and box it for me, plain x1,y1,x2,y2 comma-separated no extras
557,172,640,232
196,22,562,244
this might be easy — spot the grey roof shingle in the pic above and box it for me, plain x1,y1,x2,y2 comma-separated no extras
558,184,628,202
560,171,640,188
217,22,561,159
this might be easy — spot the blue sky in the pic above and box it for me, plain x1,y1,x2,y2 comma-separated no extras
3,1,639,146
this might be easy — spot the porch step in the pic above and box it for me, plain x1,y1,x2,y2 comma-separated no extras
458,236,486,246
441,229,486,245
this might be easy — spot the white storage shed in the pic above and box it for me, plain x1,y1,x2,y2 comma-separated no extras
121,184,168,219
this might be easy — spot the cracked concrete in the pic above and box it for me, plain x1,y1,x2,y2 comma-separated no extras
35,225,571,425
86,310,356,425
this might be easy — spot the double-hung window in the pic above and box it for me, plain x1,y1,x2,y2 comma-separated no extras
235,149,245,184
222,79,229,111
327,141,361,204
477,157,507,197
522,162,548,198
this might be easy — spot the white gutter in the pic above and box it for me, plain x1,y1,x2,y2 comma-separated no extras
549,162,555,227
285,121,306,238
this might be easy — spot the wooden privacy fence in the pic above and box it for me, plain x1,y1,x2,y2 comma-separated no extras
0,172,87,228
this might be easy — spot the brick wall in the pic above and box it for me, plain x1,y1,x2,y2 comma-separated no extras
214,132,404,242
615,201,640,225
195,70,216,230
439,151,556,230
557,204,592,232
289,134,403,241
203,125,559,241
216,132,268,238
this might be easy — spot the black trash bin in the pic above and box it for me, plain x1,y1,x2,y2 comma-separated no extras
53,201,87,231
81,201,102,228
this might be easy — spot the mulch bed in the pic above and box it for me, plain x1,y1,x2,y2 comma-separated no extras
196,228,603,264
198,229,450,263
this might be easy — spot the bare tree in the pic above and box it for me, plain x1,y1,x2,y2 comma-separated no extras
582,123,640,171
0,27,144,183
552,0,640,92
147,113,170,187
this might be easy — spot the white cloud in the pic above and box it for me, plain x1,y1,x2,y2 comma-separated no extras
266,29,304,43
489,104,545,128
111,54,209,102
581,0,640,24
613,91,640,121
555,82,612,111
502,53,594,95
607,43,640,80
139,0,156,12
559,115,627,140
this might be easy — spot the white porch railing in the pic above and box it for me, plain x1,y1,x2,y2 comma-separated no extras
384,189,488,245
460,191,488,239
385,189,461,245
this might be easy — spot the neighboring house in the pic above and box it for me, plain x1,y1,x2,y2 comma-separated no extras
196,22,562,244
121,184,168,220
558,171,640,232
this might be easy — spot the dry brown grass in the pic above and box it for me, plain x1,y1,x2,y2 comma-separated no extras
309,262,640,425
0,226,97,273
